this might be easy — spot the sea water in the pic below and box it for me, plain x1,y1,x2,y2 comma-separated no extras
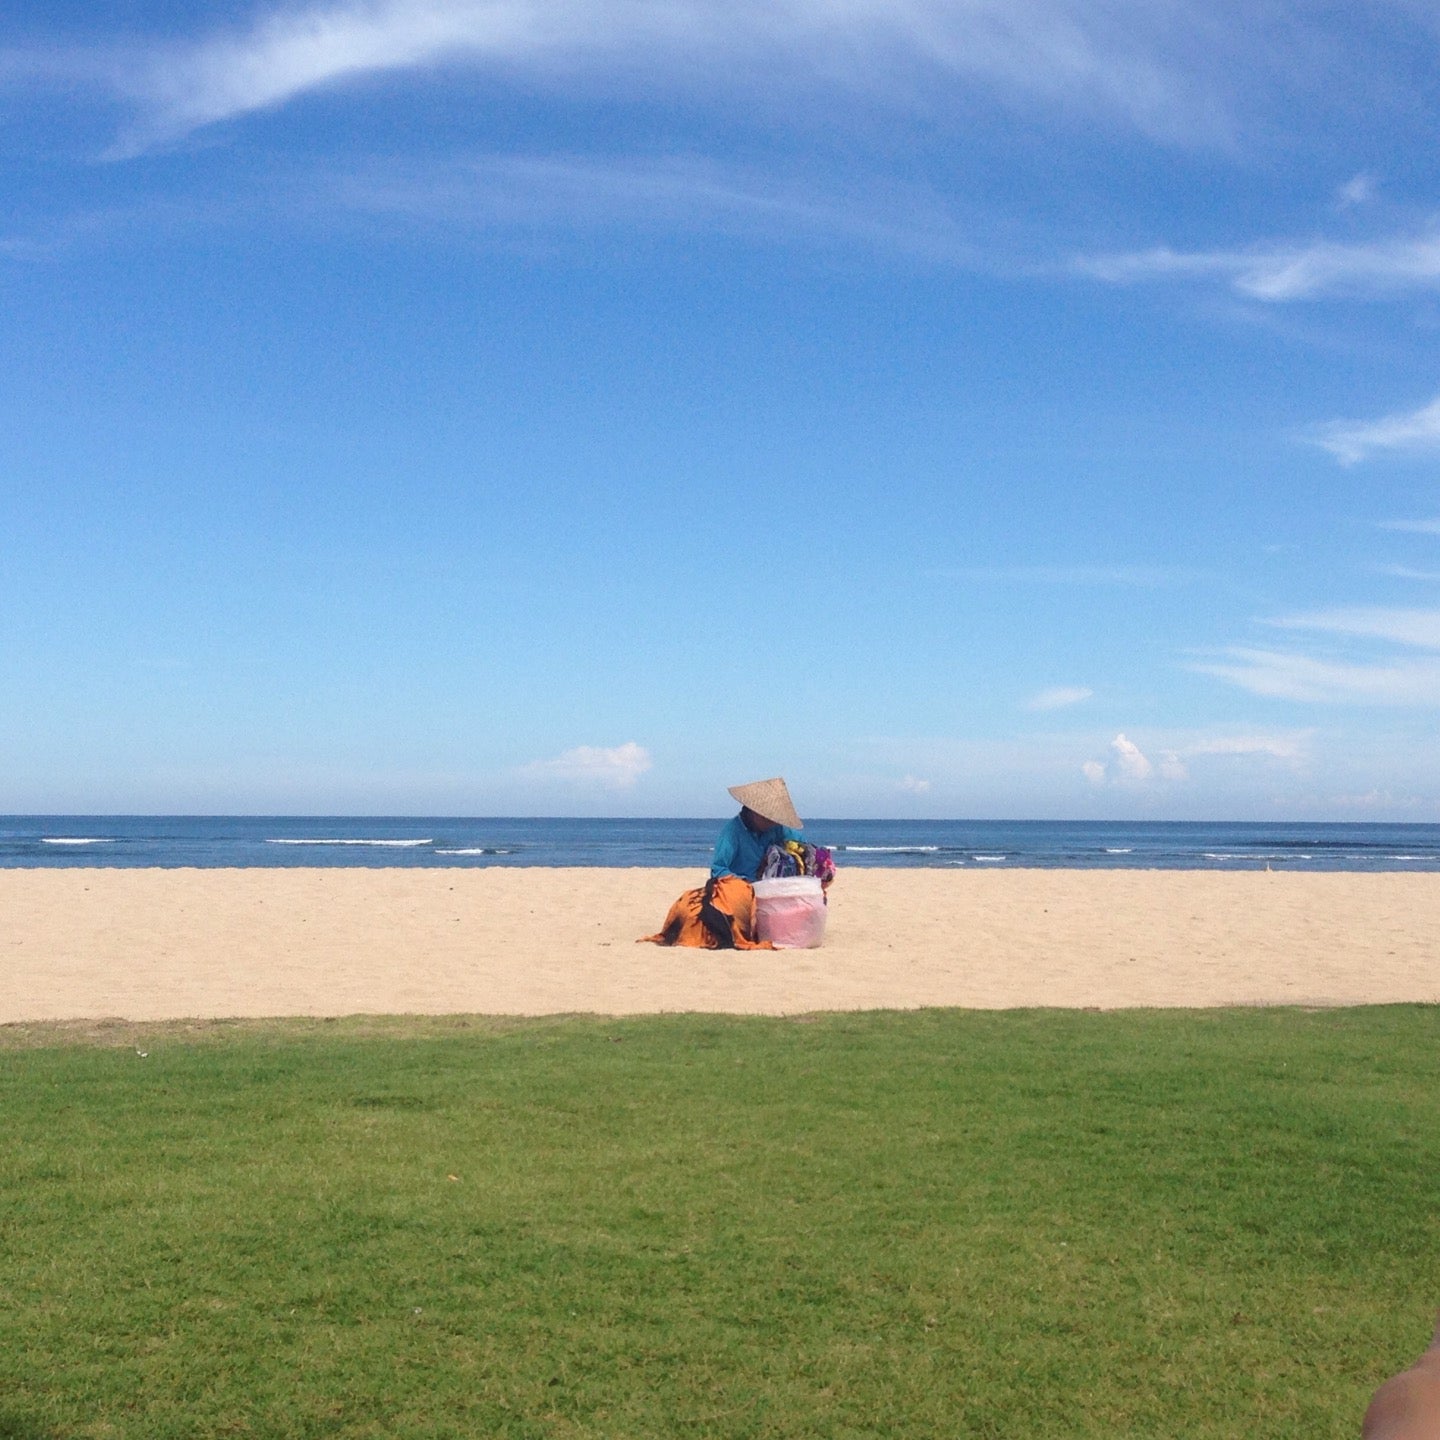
3,816,1440,871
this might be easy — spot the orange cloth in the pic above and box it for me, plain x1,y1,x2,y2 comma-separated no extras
638,875,775,950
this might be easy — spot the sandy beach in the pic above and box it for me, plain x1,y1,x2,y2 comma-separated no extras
2,866,1437,1024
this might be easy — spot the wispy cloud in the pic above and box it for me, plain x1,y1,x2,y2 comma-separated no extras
1195,606,1440,704
113,2,553,152
1193,647,1440,704
1079,225,1440,302
1184,733,1307,761
519,741,652,789
0,192,253,263
86,0,1250,155
332,151,981,259
1379,518,1440,535
1310,394,1440,465
1336,172,1377,210
897,774,932,794
1380,565,1440,582
939,564,1198,586
0,143,991,263
1330,787,1422,811
1267,606,1440,650
1026,685,1093,711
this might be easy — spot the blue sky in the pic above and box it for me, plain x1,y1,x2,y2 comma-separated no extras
5,1,1440,818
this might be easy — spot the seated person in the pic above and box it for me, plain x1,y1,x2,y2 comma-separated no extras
641,776,829,950
711,777,804,880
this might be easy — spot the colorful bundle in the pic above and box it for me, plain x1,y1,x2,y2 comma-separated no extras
759,841,837,883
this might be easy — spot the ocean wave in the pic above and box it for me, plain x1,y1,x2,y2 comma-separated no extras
971,854,1007,862
266,838,433,847
1105,847,1133,854
435,847,514,856
41,837,114,845
840,845,940,853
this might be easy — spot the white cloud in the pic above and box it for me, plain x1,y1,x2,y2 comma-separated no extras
1082,731,1187,786
1079,226,1440,302
1379,518,1440,535
897,774,931,794
117,1,544,148
1083,728,1315,786
1026,685,1093,711
1267,606,1440,650
1311,394,1440,465
940,564,1199,586
99,0,1239,154
1185,733,1307,761
331,151,980,259
1156,752,1188,781
839,729,1416,820
1193,647,1440,705
1110,734,1153,780
1381,565,1440,582
1330,788,1421,811
1336,172,1376,209
519,741,652,789
1195,607,1440,705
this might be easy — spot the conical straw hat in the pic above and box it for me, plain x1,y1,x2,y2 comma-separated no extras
727,776,803,830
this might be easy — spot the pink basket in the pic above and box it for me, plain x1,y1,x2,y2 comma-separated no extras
752,877,827,949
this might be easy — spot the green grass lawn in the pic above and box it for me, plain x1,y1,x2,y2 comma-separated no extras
2,1007,1437,1439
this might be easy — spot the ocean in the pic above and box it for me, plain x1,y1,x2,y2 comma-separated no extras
3,816,1440,872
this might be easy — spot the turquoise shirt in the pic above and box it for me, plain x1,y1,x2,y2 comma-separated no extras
710,814,802,880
